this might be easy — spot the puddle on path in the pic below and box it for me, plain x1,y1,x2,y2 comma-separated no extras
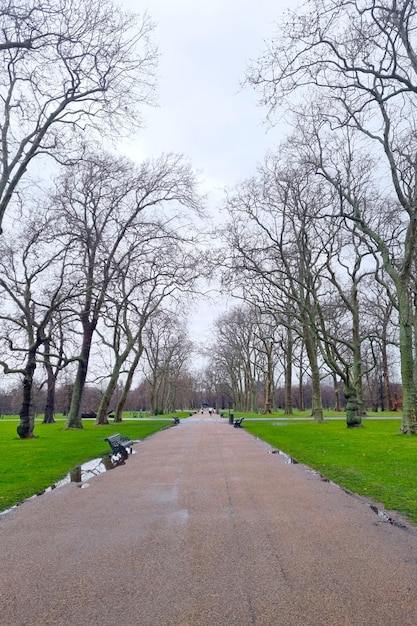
369,504,408,529
269,449,298,464
0,450,137,519
268,446,410,532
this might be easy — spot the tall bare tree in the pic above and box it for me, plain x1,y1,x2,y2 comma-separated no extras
223,154,328,421
50,151,201,429
0,0,156,232
144,311,193,414
210,306,260,412
0,212,76,437
95,239,201,424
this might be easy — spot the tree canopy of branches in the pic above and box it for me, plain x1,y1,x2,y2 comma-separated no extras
49,150,202,431
0,0,156,232
0,210,77,437
246,0,417,433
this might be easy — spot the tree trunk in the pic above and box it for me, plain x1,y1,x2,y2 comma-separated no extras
43,347,56,423
304,330,323,422
333,374,341,412
344,381,362,428
381,309,393,411
352,285,366,417
263,345,273,414
17,351,37,439
382,354,392,412
398,301,417,433
96,368,121,425
114,349,142,421
66,323,94,429
43,377,56,424
284,327,293,415
298,359,304,412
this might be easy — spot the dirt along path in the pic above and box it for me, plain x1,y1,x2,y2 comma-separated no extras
1,412,417,626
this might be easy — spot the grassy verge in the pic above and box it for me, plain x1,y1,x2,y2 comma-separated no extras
244,419,417,525
0,418,168,513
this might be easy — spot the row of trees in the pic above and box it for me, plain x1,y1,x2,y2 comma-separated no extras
0,1,210,437
209,0,417,432
4,0,417,437
206,303,400,418
0,316,198,418
0,151,205,437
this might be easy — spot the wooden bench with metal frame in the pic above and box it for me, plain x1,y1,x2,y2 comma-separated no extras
105,433,133,466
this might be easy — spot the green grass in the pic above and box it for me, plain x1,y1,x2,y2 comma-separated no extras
0,418,168,512
244,419,417,525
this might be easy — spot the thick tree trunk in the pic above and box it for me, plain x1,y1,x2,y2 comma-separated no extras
398,309,417,433
17,352,37,439
284,327,293,415
304,330,323,422
114,349,142,421
95,368,121,425
66,323,94,429
344,381,362,428
43,351,56,423
310,362,324,422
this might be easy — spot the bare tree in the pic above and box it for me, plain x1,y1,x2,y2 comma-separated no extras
143,311,193,414
95,238,201,423
209,306,260,412
252,311,281,414
0,0,156,232
0,213,77,437
50,150,202,429
360,275,399,411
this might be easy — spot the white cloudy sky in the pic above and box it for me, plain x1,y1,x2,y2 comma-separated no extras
120,0,295,356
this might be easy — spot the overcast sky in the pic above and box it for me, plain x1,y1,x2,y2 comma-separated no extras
120,0,295,359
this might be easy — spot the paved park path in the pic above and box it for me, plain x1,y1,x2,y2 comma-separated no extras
2,413,417,625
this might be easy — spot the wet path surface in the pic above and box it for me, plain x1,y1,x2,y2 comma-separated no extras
1,414,417,625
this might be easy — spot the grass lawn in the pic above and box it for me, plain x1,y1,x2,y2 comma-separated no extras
244,418,417,526
0,417,168,513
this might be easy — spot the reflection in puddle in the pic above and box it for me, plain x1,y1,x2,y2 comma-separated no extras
269,449,298,464
370,504,408,529
0,451,136,519
57,450,136,487
61,457,111,486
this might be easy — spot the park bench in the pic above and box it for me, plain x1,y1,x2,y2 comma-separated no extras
173,416,180,425
233,417,244,428
105,433,134,466
81,412,97,419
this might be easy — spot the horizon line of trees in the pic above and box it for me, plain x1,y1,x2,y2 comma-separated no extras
205,302,402,419
0,371,404,417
